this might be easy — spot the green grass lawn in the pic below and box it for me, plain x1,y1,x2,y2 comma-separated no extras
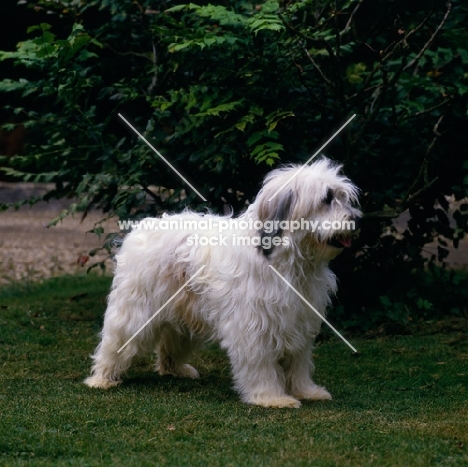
0,275,467,466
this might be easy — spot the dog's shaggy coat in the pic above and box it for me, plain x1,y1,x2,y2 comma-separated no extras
84,158,361,408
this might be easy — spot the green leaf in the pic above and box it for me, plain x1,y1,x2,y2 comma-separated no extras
0,78,29,92
266,110,294,132
27,23,52,34
346,62,366,84
194,100,243,117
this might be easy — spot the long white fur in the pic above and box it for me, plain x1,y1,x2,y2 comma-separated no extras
84,158,361,408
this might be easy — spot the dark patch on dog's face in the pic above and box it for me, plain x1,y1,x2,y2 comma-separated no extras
258,189,296,258
324,188,334,205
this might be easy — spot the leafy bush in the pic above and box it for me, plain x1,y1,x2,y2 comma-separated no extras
1,0,467,327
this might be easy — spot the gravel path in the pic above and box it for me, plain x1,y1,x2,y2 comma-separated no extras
0,182,117,284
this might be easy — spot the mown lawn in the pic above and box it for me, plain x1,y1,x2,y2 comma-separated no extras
0,275,467,466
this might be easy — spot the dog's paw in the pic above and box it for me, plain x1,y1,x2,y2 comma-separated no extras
84,376,121,389
177,364,200,379
158,363,200,379
293,385,332,401
249,395,301,409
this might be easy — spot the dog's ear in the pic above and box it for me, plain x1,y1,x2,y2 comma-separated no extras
258,188,296,225
258,189,296,257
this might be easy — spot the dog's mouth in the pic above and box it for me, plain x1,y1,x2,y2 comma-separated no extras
328,235,353,248
327,216,361,248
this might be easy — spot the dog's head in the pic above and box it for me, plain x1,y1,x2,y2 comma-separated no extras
250,157,361,260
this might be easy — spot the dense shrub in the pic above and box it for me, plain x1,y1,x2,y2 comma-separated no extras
1,0,467,328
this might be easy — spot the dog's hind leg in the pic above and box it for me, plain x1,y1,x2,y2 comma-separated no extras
84,337,135,389
156,325,200,379
84,302,152,389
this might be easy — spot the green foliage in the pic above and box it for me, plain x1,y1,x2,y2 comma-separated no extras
333,266,468,334
0,0,467,328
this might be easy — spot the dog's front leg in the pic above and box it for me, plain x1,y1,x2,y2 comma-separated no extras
226,342,301,408
283,347,332,401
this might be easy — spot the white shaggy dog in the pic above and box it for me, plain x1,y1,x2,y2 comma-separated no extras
84,158,361,408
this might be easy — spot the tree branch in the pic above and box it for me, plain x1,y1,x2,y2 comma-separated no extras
302,43,334,87
142,185,162,202
147,40,158,95
339,0,365,36
351,8,434,106
400,98,451,122
279,15,337,60
403,0,452,72
403,114,446,209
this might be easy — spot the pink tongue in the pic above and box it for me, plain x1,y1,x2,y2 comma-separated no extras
340,238,352,248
